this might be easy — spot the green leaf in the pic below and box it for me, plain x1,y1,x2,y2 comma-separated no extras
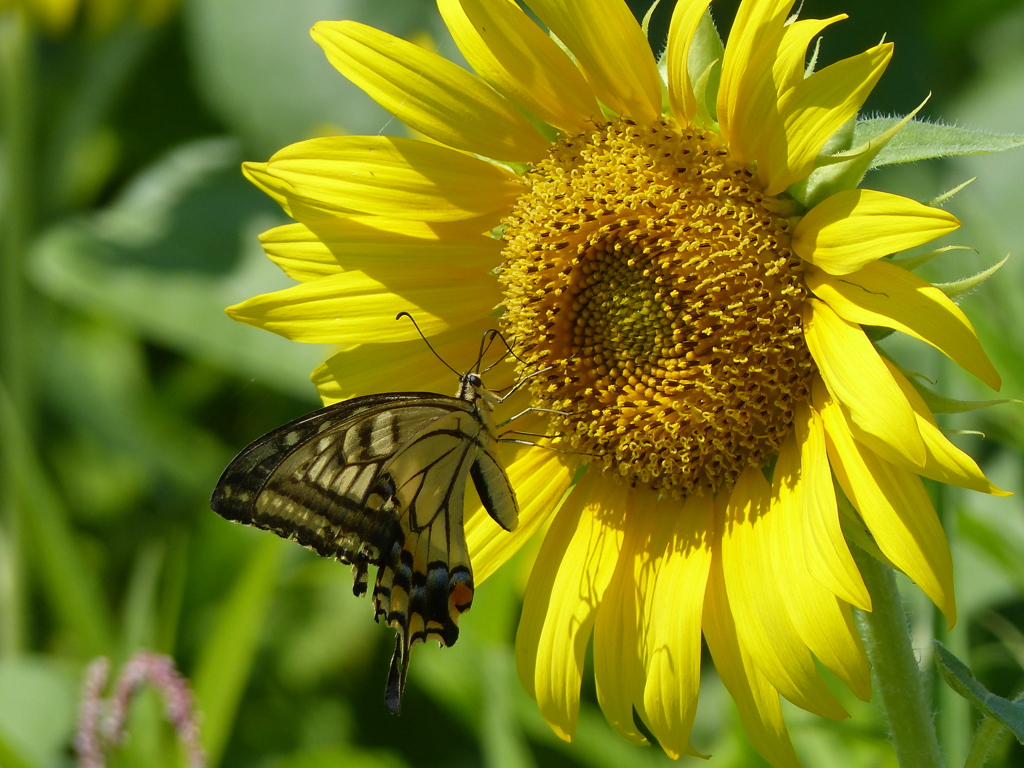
933,641,1024,745
0,732,35,768
0,383,116,658
192,536,285,767
42,318,229,501
480,648,535,768
266,746,411,768
119,540,167,657
184,0,435,157
29,138,328,401
853,118,1024,168
957,512,1024,598
0,657,79,768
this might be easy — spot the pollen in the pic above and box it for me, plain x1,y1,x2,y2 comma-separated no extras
500,118,815,496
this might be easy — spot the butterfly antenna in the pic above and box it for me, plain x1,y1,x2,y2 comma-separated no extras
395,312,459,377
481,330,529,374
473,329,502,373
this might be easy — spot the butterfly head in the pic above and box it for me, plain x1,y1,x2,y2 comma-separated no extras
457,371,498,406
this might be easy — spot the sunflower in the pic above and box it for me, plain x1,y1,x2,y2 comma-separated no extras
229,0,1006,764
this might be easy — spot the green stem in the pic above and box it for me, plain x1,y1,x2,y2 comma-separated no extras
932,482,970,768
963,715,1007,768
0,8,37,659
854,546,943,768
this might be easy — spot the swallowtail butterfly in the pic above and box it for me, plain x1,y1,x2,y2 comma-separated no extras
211,354,518,713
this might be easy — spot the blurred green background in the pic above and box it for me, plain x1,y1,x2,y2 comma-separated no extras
1,0,1022,766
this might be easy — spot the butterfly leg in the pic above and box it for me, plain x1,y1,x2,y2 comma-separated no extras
496,406,568,428
495,364,558,403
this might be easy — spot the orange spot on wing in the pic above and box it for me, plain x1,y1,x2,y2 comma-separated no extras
449,583,474,617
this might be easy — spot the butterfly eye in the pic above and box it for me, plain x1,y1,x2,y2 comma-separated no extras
467,373,483,388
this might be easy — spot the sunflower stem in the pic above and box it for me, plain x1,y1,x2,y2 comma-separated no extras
854,546,943,768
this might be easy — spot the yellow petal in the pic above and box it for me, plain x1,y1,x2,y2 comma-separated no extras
804,299,926,467
816,379,957,627
792,401,870,609
242,161,295,216
311,316,496,403
312,21,548,162
721,466,849,719
260,217,502,282
704,531,802,768
641,491,714,759
516,474,626,740
763,43,892,194
770,432,873,701
793,189,961,275
666,0,713,125
593,492,651,746
243,136,522,223
468,448,579,585
847,360,1009,497
226,265,499,344
751,14,842,192
527,0,661,123
773,16,845,95
717,0,794,163
437,0,600,134
807,260,1001,390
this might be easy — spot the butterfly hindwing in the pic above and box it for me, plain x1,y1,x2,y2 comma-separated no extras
211,377,519,714
371,408,490,709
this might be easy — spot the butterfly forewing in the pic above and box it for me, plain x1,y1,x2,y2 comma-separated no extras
210,377,518,714
212,393,452,560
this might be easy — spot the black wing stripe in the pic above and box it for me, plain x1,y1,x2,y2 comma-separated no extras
211,393,467,520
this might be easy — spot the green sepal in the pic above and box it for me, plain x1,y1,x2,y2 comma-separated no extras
933,641,1024,746
836,492,896,571
943,429,985,438
793,105,921,208
642,0,664,37
933,255,1009,301
929,177,975,207
910,380,1018,415
687,7,722,127
688,8,723,79
804,34,822,78
656,6,722,127
854,119,1024,168
891,245,976,273
692,58,720,131
865,325,895,343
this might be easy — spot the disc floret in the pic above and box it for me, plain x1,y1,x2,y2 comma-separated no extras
501,118,815,496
